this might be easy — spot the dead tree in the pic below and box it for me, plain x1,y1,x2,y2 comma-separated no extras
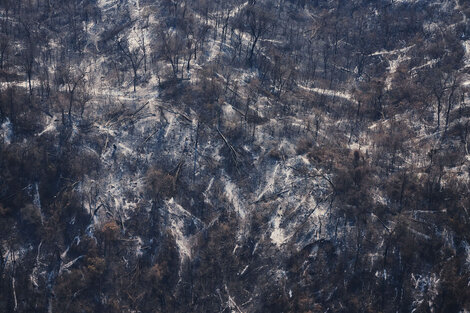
117,37,145,92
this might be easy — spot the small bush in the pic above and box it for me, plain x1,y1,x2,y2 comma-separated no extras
20,203,42,225
296,137,313,154
145,168,174,199
86,257,106,277
101,221,120,242
267,148,283,160
0,204,10,216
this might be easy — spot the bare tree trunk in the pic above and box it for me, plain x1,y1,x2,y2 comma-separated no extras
68,92,74,124
436,96,441,131
248,35,259,66
12,276,17,312
133,68,137,92
193,121,199,182
444,80,457,136
28,70,32,95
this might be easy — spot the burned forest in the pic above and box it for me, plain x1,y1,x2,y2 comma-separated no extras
1,0,470,312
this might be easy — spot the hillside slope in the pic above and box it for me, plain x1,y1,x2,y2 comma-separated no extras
1,0,470,312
